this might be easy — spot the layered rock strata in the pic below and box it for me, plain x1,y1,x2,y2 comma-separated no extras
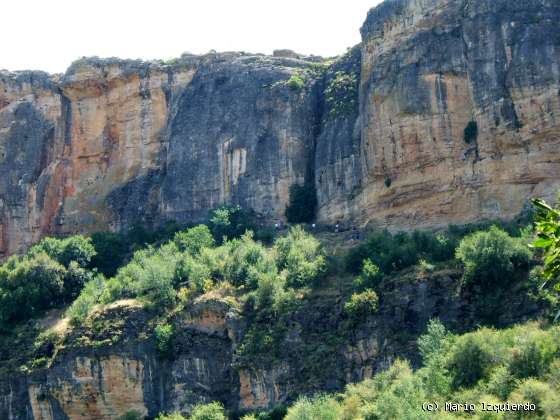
1,0,560,249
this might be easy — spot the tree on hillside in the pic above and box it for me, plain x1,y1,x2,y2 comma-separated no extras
533,199,560,287
532,198,560,321
455,226,532,287
285,184,317,224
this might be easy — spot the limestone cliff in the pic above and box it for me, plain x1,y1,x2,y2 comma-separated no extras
0,0,560,249
0,54,320,258
1,0,560,252
348,0,560,229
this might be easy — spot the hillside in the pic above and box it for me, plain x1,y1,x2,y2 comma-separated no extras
0,206,557,418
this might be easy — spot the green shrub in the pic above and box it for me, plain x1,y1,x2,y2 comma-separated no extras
285,184,317,224
413,231,456,262
66,276,106,325
284,395,342,420
464,120,478,143
255,272,286,310
30,235,96,268
253,227,276,245
275,226,327,288
189,402,227,420
221,232,277,289
509,379,559,418
209,205,256,243
446,331,498,389
90,232,128,277
177,256,213,292
364,362,430,420
344,290,379,319
286,74,305,92
417,320,452,396
345,229,456,275
508,331,558,380
456,226,532,287
64,261,94,301
418,319,449,363
345,231,418,274
174,225,215,256
324,71,358,118
353,259,383,290
340,360,430,420
155,322,174,358
98,244,180,306
32,330,62,360
3,235,99,320
0,253,66,324
485,366,516,400
547,358,560,389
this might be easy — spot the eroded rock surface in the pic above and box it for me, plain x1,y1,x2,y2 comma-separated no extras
0,266,541,419
2,0,560,256
346,0,560,229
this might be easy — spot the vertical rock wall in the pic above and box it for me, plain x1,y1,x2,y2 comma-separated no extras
346,0,560,229
2,0,560,255
160,54,320,223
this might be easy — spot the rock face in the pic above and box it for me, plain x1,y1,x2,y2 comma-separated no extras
348,0,560,229
2,0,560,252
0,269,541,419
160,54,319,224
0,54,320,257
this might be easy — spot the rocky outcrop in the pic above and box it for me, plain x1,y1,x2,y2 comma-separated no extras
0,53,321,257
2,0,560,251
0,267,541,419
160,54,320,224
28,356,148,420
346,0,560,229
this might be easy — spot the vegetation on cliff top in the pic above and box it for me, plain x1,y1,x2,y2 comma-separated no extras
0,200,550,336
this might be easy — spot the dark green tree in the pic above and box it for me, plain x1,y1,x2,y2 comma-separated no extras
90,232,128,277
209,205,256,243
455,226,532,287
285,184,317,224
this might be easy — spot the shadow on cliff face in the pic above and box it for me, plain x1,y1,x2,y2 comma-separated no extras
160,56,321,225
0,101,57,256
106,169,164,233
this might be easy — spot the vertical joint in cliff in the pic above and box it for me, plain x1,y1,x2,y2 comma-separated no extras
305,71,326,195
61,94,73,147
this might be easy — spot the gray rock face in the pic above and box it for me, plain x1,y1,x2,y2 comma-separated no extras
1,0,560,250
0,72,63,257
314,46,363,223
161,54,320,224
